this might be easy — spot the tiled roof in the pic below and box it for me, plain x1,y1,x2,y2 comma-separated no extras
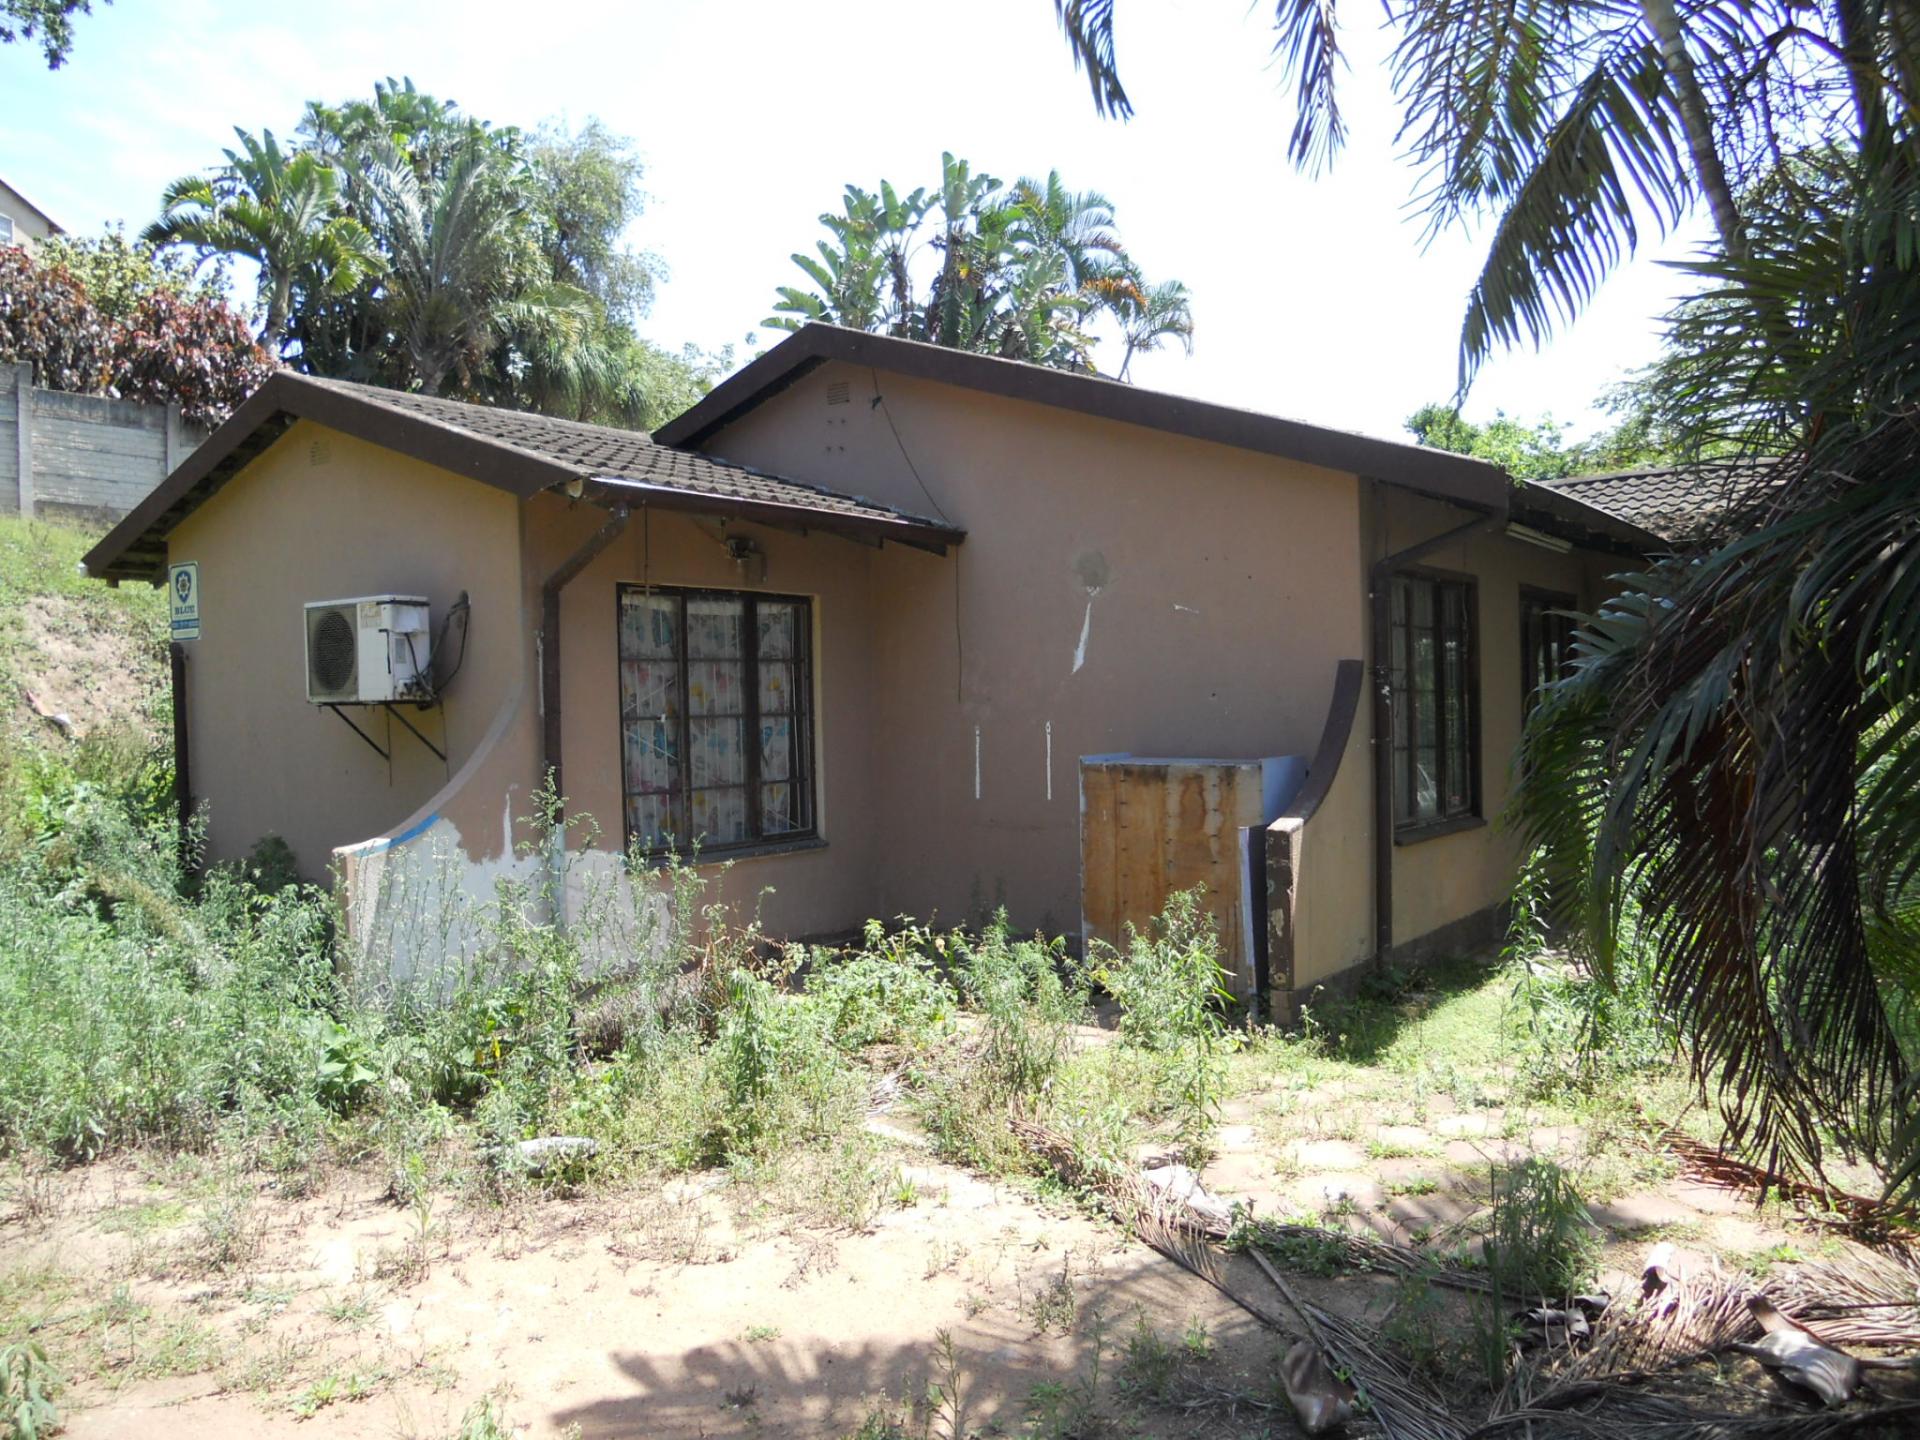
1539,459,1777,544
311,378,958,535
84,373,964,581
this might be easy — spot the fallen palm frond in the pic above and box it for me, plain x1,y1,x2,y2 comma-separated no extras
1469,1393,1920,1438
1012,1111,1467,1440
1770,1250,1920,1349
1006,1111,1920,1438
1661,1129,1916,1238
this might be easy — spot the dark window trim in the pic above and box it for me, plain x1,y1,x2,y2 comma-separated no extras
614,582,818,859
1519,585,1579,722
1388,564,1482,835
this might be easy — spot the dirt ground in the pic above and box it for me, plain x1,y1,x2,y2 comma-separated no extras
4,1050,1862,1440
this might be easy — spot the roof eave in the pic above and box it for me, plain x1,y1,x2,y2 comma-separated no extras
582,476,964,553
1511,479,1669,555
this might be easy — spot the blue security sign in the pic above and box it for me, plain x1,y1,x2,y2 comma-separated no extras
169,562,200,641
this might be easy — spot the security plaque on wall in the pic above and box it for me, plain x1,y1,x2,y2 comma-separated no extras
169,562,200,642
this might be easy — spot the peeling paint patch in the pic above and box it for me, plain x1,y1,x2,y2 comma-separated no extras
1173,603,1200,615
1072,601,1093,673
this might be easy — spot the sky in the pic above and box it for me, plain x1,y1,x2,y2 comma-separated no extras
0,0,1712,443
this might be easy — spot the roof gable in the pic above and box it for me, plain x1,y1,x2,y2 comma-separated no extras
84,373,965,583
656,325,1510,512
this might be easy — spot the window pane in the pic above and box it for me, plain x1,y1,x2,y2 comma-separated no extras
626,791,683,851
620,592,677,659
759,716,794,782
620,660,679,721
758,602,798,659
688,660,746,716
761,783,799,835
690,786,749,845
689,717,746,788
758,660,797,714
685,595,744,658
623,719,677,796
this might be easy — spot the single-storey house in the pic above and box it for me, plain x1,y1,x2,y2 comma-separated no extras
82,325,1670,1011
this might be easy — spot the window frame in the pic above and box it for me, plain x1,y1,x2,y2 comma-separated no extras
1388,565,1483,843
1519,586,1579,721
614,583,819,860
0,215,14,244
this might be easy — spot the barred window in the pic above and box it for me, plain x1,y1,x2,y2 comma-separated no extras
1389,572,1478,830
617,586,816,855
1520,587,1578,719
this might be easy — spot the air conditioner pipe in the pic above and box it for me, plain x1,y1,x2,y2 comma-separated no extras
1367,484,1504,964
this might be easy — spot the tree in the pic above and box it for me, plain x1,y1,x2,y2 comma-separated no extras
1405,404,1582,482
1049,5,1920,1199
0,241,271,425
144,129,382,353
151,80,716,430
768,152,1192,376
1,0,103,68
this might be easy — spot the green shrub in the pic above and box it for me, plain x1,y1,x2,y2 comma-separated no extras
805,920,957,1050
1090,889,1230,1052
1483,1157,1600,1302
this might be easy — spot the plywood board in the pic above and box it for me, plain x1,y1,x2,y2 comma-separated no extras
1080,758,1268,996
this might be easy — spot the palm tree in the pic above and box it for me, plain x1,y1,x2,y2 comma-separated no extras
1052,1,1920,1199
145,129,381,353
1100,267,1193,380
364,137,571,397
1009,171,1124,287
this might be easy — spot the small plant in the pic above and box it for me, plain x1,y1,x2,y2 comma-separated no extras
744,1324,781,1343
0,1340,59,1440
1117,1318,1180,1402
1024,1255,1078,1336
1483,1158,1599,1302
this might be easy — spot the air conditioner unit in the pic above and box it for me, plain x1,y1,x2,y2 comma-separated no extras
304,595,432,704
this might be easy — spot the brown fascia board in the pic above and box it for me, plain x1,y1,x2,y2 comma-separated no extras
1510,479,1667,556
85,373,598,583
585,477,964,553
656,325,1511,514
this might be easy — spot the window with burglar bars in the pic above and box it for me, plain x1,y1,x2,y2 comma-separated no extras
617,586,816,855
1520,588,1578,720
1389,571,1478,830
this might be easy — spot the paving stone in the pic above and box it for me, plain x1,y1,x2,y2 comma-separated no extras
1372,1124,1436,1152
1290,1138,1369,1170
1436,1113,1495,1137
1589,1191,1705,1234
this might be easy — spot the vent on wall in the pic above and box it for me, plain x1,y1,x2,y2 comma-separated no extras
825,380,851,406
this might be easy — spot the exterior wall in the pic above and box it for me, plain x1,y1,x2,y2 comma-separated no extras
0,180,57,249
531,491,901,941
1363,487,1617,954
2,364,201,521
166,420,527,881
700,360,1369,946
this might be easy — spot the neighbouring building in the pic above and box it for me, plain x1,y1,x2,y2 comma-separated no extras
82,325,1673,1010
0,173,63,251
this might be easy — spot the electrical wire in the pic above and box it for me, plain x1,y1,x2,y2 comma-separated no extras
868,369,964,704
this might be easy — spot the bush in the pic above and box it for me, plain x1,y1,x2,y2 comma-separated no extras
804,920,957,1051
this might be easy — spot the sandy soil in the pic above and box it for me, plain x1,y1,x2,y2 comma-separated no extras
4,1075,1844,1440
12,594,164,743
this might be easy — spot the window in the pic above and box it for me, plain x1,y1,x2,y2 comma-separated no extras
0,215,13,244
1520,588,1577,718
1389,571,1478,831
617,586,816,855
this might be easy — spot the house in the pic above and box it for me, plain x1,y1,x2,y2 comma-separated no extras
0,174,64,251
82,324,1668,1009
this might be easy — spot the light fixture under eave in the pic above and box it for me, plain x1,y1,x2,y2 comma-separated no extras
1505,521,1572,554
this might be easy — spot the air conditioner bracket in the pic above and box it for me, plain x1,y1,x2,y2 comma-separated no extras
322,702,447,764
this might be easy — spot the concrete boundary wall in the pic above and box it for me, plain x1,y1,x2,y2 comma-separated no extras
1,365,202,523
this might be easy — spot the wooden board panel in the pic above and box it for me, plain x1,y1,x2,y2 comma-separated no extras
1080,759,1266,996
